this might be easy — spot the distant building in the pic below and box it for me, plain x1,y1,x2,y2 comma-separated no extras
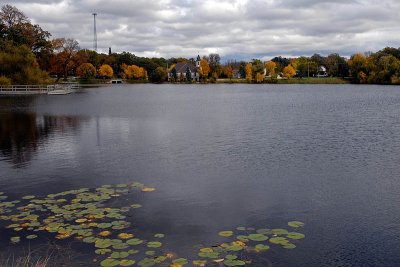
232,69,241,79
168,55,201,82
317,66,328,77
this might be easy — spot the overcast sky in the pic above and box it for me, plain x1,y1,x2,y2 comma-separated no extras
6,0,400,60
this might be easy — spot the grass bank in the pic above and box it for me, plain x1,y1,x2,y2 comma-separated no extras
216,77,349,84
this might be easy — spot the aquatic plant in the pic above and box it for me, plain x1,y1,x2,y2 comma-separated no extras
0,183,306,266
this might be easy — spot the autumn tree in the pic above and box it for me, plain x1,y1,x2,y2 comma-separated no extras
224,66,234,80
265,61,277,76
99,64,113,79
283,64,296,79
348,53,368,83
209,53,221,78
49,38,80,79
245,63,252,82
199,59,210,81
0,41,49,84
76,63,96,79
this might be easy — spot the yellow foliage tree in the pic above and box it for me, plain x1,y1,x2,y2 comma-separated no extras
265,61,277,76
255,72,264,83
245,63,252,82
200,59,210,78
121,64,146,80
98,64,113,79
283,64,296,79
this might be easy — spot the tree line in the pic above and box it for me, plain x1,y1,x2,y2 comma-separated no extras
1,4,399,85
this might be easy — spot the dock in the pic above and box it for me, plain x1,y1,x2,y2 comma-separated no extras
0,83,80,95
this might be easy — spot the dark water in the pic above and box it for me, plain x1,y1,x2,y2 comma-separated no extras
1,84,400,266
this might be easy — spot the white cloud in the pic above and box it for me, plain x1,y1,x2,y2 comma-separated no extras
9,0,400,59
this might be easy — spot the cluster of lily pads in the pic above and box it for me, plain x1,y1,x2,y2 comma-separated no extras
0,185,305,267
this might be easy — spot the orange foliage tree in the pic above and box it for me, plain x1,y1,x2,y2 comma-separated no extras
99,64,113,79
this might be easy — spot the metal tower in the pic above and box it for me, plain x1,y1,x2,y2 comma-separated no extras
92,13,97,51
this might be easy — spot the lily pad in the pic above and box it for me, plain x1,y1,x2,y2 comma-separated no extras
283,244,297,249
288,221,305,228
126,238,143,246
22,195,36,200
141,187,156,192
271,229,289,235
173,258,189,265
26,235,38,240
147,241,162,248
255,244,270,252
120,259,135,266
269,237,289,245
145,251,156,256
118,233,134,239
138,258,156,267
130,204,142,209
95,249,112,255
110,251,129,259
193,260,207,266
224,259,246,266
247,234,268,242
219,231,234,237
287,232,305,240
100,258,120,267
154,233,165,238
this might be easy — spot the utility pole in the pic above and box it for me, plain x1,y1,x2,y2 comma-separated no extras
92,13,97,52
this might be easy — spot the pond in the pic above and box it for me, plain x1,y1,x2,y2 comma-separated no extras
1,84,400,266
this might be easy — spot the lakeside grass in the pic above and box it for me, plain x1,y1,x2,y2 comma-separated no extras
216,77,349,84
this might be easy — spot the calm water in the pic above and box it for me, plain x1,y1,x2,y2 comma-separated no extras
1,84,400,266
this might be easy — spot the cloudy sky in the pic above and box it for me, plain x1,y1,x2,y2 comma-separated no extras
7,0,400,60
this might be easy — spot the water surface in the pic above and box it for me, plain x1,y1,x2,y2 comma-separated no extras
1,84,400,266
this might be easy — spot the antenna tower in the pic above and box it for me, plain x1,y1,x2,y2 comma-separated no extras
92,13,97,51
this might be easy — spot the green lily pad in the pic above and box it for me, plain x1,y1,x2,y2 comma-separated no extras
236,227,246,231
219,231,234,237
236,235,249,242
226,255,238,260
95,249,112,255
145,251,156,256
138,258,156,267
283,244,297,249
271,229,289,235
287,232,305,240
126,249,138,255
255,244,270,252
22,195,36,200
256,228,272,235
130,204,142,209
126,238,143,245
288,221,305,228
198,251,220,259
248,234,268,242
120,259,135,266
224,259,246,266
100,258,120,267
26,235,38,240
111,251,129,259
147,241,162,248
173,258,189,265
269,237,289,245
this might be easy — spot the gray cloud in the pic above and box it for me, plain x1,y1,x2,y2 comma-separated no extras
7,0,400,59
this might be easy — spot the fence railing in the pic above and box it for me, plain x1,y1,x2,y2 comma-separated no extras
0,84,80,95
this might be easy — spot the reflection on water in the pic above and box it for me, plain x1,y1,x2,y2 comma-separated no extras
0,97,83,167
